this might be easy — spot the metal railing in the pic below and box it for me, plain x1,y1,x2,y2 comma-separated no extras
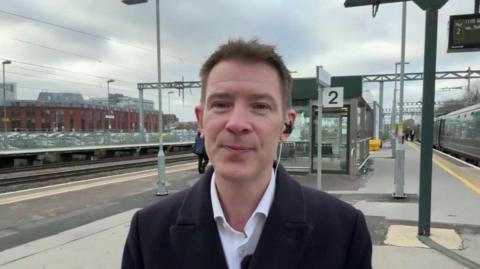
1,130,197,150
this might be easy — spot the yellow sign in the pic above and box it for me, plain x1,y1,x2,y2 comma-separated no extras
1,117,9,123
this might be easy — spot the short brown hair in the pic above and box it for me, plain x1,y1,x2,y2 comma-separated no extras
199,38,292,112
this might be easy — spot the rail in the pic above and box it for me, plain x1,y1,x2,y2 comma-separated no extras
0,153,196,188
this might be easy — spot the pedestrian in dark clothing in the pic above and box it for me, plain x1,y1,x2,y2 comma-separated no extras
193,131,209,173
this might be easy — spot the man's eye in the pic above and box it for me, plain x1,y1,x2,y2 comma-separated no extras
252,103,271,111
211,101,230,110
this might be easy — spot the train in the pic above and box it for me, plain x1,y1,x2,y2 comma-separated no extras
421,103,480,165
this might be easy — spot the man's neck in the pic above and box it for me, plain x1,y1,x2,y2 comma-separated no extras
214,169,272,233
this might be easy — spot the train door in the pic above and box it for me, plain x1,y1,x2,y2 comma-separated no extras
438,118,445,150
433,120,439,148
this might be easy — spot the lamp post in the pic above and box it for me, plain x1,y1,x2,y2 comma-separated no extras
2,60,11,150
123,0,168,195
107,79,114,131
393,2,408,199
391,61,409,155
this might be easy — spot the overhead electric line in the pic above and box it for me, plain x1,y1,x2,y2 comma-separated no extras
0,8,153,52
1,57,138,85
8,65,137,87
11,38,101,63
10,37,156,76
6,70,137,93
0,8,201,64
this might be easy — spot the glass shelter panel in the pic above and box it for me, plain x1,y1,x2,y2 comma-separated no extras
281,105,311,170
311,106,349,173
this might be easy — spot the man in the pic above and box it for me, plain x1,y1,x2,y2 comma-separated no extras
193,131,209,173
122,39,372,269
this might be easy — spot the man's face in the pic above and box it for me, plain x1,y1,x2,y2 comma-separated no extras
195,60,295,182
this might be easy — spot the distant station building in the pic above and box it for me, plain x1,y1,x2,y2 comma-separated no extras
87,94,156,111
3,91,177,132
0,83,17,104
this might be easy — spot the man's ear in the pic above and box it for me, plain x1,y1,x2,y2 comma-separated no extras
194,105,204,131
280,109,297,142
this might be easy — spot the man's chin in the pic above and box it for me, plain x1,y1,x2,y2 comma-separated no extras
213,162,251,180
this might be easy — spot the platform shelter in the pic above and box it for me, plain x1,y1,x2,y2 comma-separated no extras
283,76,373,176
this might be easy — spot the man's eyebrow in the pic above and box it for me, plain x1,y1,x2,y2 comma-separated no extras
206,92,277,104
206,92,232,102
249,93,276,102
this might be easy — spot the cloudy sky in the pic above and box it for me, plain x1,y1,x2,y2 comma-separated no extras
0,0,478,121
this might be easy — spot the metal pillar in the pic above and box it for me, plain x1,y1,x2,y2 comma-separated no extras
391,65,398,156
398,0,407,127
315,66,331,190
393,0,407,199
138,88,145,142
2,60,11,150
379,81,384,135
418,5,440,237
155,0,168,196
373,101,380,139
360,106,366,162
107,79,114,132
349,100,359,176
316,66,324,190
467,67,471,92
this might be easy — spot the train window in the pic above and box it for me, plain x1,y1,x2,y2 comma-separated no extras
465,121,474,139
455,119,462,138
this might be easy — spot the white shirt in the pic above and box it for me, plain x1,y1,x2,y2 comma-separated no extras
210,169,276,269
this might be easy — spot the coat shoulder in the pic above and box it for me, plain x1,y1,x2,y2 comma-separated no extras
135,188,190,227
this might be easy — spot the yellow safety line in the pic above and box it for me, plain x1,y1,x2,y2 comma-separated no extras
0,163,197,206
407,142,480,195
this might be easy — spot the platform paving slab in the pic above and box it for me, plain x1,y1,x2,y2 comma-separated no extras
0,209,137,268
373,245,469,269
384,225,462,249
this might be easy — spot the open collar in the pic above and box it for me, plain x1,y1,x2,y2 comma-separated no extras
169,164,313,269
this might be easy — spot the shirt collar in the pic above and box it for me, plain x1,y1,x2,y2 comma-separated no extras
210,168,276,221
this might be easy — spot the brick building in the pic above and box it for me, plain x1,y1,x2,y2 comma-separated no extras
4,92,178,132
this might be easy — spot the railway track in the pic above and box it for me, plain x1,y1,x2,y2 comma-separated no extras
0,153,197,187
0,151,189,174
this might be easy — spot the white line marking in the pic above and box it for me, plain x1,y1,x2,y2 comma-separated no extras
0,162,197,205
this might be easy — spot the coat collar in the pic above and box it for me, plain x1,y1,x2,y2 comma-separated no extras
169,164,312,269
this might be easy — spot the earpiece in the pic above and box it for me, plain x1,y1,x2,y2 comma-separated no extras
283,122,293,134
276,121,292,178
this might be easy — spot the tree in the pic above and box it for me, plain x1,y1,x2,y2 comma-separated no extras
436,82,480,116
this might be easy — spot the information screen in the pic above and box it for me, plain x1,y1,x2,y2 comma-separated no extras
448,13,480,53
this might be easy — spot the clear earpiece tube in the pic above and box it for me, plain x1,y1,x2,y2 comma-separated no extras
274,142,283,179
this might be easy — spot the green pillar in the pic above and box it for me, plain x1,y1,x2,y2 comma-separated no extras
418,6,438,237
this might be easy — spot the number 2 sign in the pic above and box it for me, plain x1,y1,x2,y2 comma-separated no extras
323,87,344,108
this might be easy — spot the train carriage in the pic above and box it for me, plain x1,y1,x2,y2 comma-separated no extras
434,103,480,165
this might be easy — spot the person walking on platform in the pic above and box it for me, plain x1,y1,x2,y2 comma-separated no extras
122,39,372,269
193,131,209,173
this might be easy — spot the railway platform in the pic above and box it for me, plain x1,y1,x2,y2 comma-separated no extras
0,142,479,268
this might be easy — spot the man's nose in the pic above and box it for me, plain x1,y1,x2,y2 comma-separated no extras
225,104,252,134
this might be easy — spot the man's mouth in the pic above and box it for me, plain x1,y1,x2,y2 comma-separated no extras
223,145,253,152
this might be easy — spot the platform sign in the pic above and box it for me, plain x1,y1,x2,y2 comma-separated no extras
323,87,344,108
448,14,480,53
105,115,115,119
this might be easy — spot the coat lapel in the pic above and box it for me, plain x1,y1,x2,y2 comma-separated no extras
169,167,228,269
250,165,313,269
169,164,312,269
